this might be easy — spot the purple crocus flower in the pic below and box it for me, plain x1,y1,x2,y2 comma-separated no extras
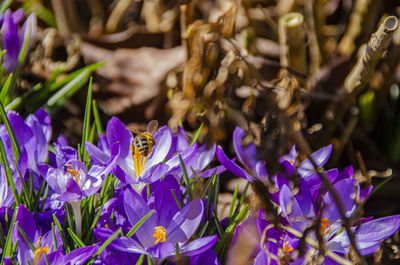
35,246,98,265
0,109,51,174
0,9,36,73
43,158,113,237
278,144,336,189
86,117,202,188
277,170,400,264
95,185,217,264
86,117,172,185
44,159,107,202
0,164,14,208
216,127,267,182
11,204,63,265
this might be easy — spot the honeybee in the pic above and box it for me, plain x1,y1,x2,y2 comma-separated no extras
129,120,158,157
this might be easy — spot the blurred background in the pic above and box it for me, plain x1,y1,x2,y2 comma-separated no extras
6,0,400,220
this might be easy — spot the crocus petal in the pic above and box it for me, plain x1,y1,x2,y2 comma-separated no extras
165,143,198,170
166,126,189,160
64,245,98,265
19,13,36,50
149,177,180,226
302,168,338,189
145,126,172,169
298,144,332,177
195,144,217,172
110,236,146,254
106,117,133,159
179,235,218,256
216,146,254,181
138,163,170,184
167,199,204,243
355,215,400,255
189,249,221,265
322,178,358,222
37,251,64,265
358,186,373,203
1,10,20,72
86,141,110,165
124,187,158,247
147,241,176,259
254,251,278,265
233,127,257,171
35,108,52,143
13,204,36,243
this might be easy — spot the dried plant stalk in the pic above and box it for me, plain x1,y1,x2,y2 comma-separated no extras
106,0,132,33
278,12,307,76
344,16,399,95
337,0,372,56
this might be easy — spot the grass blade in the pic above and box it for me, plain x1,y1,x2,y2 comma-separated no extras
0,137,20,205
67,228,85,248
126,210,155,237
1,205,18,263
81,77,92,164
92,100,103,134
90,228,122,260
0,74,13,104
190,123,203,146
179,155,193,201
16,224,35,251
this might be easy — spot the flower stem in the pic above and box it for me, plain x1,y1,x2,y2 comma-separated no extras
70,200,82,238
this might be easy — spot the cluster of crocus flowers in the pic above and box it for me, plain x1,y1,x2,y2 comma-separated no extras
0,105,399,265
0,9,36,73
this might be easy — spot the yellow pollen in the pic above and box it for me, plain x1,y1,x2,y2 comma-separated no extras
280,237,294,255
131,142,148,178
320,217,331,236
33,236,49,265
153,226,166,244
66,164,80,184
105,223,109,228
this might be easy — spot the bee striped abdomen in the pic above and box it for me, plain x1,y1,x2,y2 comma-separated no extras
134,133,155,157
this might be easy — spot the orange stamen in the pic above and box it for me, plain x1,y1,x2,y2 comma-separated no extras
66,164,80,184
320,217,331,236
33,236,49,265
280,237,294,255
153,226,166,244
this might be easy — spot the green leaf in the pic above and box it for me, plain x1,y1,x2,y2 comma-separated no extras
179,155,193,201
136,254,146,265
52,214,70,253
90,228,123,260
22,2,57,27
0,74,13,105
1,205,19,264
51,223,58,250
228,183,239,220
190,123,203,146
0,0,12,14
0,137,20,205
126,210,155,237
370,176,394,198
147,254,153,265
0,100,21,158
67,228,86,248
199,169,217,198
170,189,182,209
81,77,93,164
16,225,35,251
92,100,103,134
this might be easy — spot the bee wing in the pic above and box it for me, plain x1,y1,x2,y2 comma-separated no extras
147,120,158,133
127,126,141,135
